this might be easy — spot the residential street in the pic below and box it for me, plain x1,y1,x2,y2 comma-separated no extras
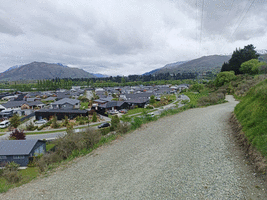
1,95,267,199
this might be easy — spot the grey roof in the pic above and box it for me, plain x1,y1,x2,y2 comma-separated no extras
26,101,44,106
99,101,126,108
1,100,27,109
125,98,149,104
36,109,88,114
51,98,79,106
126,92,156,99
0,139,45,156
43,97,57,101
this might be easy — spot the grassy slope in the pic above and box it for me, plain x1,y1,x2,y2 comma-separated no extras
234,78,267,157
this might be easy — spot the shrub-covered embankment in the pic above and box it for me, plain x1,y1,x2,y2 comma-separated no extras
234,79,267,170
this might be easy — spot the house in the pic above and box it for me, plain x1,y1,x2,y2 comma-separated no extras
1,100,27,111
125,98,150,108
0,139,46,167
35,109,88,120
21,101,45,110
50,98,80,109
97,101,129,115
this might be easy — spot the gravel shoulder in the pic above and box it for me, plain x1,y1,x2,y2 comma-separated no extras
1,95,267,199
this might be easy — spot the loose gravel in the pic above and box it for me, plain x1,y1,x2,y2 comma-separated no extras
1,95,267,199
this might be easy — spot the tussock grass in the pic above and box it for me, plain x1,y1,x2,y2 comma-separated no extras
234,78,267,157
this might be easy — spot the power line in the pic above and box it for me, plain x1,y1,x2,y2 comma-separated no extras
199,0,205,54
220,0,256,54
230,0,256,39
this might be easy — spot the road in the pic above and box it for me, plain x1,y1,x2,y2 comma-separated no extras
1,95,266,199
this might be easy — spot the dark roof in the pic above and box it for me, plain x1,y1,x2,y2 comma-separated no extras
0,139,45,156
51,98,79,106
99,101,126,108
126,92,156,99
125,98,149,104
25,101,44,106
1,100,27,108
36,109,87,114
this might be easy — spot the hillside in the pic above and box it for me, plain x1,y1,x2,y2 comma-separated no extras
234,78,267,157
0,62,95,81
152,55,230,75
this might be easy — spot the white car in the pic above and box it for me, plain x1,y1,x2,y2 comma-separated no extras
35,119,48,124
0,120,10,128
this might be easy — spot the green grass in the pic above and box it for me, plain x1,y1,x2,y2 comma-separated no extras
46,143,55,151
25,123,102,135
80,102,89,110
0,128,8,132
234,78,267,157
0,167,39,193
181,89,209,107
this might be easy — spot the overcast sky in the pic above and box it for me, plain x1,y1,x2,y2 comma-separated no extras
0,0,266,76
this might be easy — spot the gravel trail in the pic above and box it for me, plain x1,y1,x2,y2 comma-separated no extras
1,95,267,199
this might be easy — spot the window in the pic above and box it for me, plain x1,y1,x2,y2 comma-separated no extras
13,155,25,159
0,156,7,159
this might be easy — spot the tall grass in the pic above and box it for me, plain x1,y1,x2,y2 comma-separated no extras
234,79,267,157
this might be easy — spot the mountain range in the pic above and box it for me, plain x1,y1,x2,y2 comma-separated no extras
0,62,95,81
150,55,231,75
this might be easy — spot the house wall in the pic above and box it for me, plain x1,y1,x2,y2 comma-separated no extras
0,155,30,167
30,141,46,156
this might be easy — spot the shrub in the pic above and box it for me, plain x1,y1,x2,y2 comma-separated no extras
111,115,120,130
37,124,45,131
214,71,236,87
2,162,21,184
51,115,59,129
63,115,69,127
92,112,97,122
117,122,130,134
9,129,26,140
9,114,21,128
26,121,38,131
100,127,110,135
131,117,143,130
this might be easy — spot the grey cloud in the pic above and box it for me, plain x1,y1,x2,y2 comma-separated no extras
0,18,23,36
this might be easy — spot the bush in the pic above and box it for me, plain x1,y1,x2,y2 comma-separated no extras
92,112,97,122
131,117,143,130
100,127,110,135
53,128,101,159
2,162,21,184
214,71,236,87
37,124,45,131
117,122,130,134
51,116,59,129
111,115,120,130
26,121,38,131
9,129,26,140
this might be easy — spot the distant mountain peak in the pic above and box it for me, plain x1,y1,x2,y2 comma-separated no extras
0,62,96,81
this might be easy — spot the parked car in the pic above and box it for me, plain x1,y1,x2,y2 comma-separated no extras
0,120,10,128
98,122,110,128
119,109,128,114
107,110,118,115
35,119,48,124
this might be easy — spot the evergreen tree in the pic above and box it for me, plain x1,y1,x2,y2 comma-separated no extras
9,114,21,128
221,44,259,74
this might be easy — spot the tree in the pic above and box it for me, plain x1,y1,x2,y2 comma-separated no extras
214,71,236,87
111,115,120,131
240,59,264,75
51,115,59,128
9,114,21,128
221,44,259,74
92,112,97,122
150,95,155,104
9,129,26,140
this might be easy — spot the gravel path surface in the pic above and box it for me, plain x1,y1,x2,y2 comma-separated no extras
1,95,267,199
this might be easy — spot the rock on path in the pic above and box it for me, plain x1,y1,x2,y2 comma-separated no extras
1,95,267,199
